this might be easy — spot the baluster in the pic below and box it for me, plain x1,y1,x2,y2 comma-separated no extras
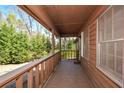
45,61,47,82
40,63,44,87
64,50,65,59
71,50,72,59
16,75,23,88
50,59,52,73
63,50,64,59
51,58,53,72
67,50,68,59
43,62,46,83
47,61,50,77
46,61,48,79
28,69,33,88
35,65,39,87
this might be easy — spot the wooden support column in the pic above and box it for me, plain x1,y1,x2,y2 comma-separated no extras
51,29,55,53
74,37,80,64
78,36,81,61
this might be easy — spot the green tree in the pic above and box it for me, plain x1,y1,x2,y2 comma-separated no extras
0,24,30,64
67,39,74,49
30,33,51,59
0,9,52,65
0,24,13,64
10,31,31,64
43,37,52,53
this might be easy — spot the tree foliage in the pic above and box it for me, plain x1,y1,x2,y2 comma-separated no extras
30,33,51,59
0,24,31,64
61,37,76,50
0,9,52,64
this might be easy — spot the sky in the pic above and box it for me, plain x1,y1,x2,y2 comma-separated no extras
0,5,51,37
0,5,17,16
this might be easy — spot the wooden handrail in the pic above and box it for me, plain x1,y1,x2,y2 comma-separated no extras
0,51,60,88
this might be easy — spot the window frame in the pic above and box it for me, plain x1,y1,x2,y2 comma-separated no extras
81,32,84,57
96,6,124,87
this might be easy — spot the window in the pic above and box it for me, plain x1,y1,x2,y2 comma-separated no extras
97,6,124,87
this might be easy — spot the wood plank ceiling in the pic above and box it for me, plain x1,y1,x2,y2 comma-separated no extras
43,5,98,36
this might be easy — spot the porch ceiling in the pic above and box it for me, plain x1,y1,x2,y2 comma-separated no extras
19,5,98,37
43,5,98,36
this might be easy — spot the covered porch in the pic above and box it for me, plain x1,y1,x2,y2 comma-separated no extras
0,5,123,88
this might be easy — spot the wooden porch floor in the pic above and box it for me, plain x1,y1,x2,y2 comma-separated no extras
44,60,93,88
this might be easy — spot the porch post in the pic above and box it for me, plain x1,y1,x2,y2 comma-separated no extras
74,37,80,64
51,29,55,53
60,37,61,61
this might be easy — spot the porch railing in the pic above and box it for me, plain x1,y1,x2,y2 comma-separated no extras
0,51,60,88
61,50,77,60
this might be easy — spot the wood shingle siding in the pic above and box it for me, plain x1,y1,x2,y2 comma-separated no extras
81,6,120,88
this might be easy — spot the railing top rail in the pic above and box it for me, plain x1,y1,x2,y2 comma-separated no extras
0,51,60,87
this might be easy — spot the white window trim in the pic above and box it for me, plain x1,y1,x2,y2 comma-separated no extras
81,32,84,57
96,6,124,87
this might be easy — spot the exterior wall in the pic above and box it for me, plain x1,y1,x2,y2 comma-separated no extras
80,6,120,88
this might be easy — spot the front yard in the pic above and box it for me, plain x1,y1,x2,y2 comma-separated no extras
0,63,28,76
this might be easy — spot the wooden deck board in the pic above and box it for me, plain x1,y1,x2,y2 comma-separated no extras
44,60,93,88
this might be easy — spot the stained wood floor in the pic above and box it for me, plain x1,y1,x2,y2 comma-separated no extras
44,60,93,88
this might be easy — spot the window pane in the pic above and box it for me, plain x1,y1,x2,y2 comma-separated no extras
107,42,114,71
116,57,122,75
100,43,107,67
115,41,123,76
104,8,112,40
113,6,124,39
116,41,123,57
107,42,114,56
98,16,105,42
107,55,114,72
